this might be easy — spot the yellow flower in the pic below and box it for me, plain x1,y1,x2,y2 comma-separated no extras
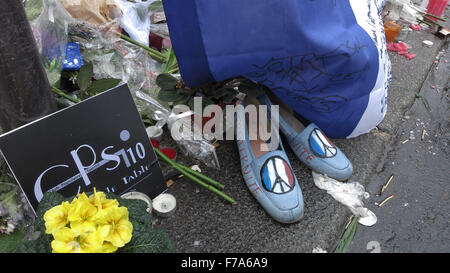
68,194,98,233
89,188,119,210
43,201,71,234
100,242,119,253
71,192,91,205
51,227,105,253
76,229,106,253
51,227,80,253
95,206,133,247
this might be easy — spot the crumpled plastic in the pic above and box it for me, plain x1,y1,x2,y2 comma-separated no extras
312,171,377,226
116,0,158,46
31,0,219,170
60,0,119,26
385,0,427,24
67,19,161,108
136,91,220,170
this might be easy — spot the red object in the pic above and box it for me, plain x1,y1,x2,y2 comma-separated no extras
397,51,408,55
149,32,172,51
395,42,408,52
409,24,422,31
150,138,160,148
405,53,416,60
160,147,177,160
427,0,449,21
386,42,396,51
387,42,408,52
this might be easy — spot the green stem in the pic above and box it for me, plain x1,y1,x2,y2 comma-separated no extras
417,18,434,27
419,11,447,22
155,148,235,204
423,16,446,28
390,83,431,112
167,67,179,74
51,86,81,103
120,34,166,63
334,216,360,253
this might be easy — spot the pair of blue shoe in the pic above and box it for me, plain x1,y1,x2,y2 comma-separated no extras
235,94,352,223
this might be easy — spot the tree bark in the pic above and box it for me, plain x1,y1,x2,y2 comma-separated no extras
0,0,56,132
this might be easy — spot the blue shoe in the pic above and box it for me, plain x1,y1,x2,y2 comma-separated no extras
259,94,353,181
235,97,304,224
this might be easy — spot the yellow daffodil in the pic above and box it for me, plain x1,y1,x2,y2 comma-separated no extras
43,201,71,234
51,227,105,253
89,188,119,210
68,195,98,233
95,206,133,247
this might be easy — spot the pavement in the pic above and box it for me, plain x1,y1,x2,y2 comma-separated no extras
151,14,450,253
347,36,450,254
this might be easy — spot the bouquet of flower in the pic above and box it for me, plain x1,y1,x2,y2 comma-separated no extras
14,189,172,253
43,189,132,253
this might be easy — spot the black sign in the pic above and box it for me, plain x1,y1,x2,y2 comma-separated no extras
0,84,167,213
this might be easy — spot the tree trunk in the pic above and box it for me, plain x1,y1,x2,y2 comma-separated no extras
0,0,56,132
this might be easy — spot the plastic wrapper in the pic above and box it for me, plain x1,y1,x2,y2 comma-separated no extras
30,0,218,169
115,0,158,46
136,91,220,170
60,0,119,26
67,19,161,109
385,0,428,24
32,0,74,64
312,172,377,227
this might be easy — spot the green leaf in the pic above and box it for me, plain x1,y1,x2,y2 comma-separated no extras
334,216,360,253
0,182,19,217
86,78,121,95
43,57,62,87
0,229,24,253
0,190,18,218
120,229,173,253
116,197,151,227
173,95,191,106
156,73,179,90
157,89,185,102
160,48,179,74
24,0,43,22
0,165,15,184
14,233,52,253
77,63,94,92
148,1,164,12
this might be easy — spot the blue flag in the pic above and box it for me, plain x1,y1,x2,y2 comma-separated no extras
163,0,391,138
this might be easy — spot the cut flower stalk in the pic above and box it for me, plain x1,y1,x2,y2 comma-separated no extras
154,148,235,204
120,34,167,63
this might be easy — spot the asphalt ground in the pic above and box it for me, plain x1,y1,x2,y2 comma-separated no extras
347,39,449,253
